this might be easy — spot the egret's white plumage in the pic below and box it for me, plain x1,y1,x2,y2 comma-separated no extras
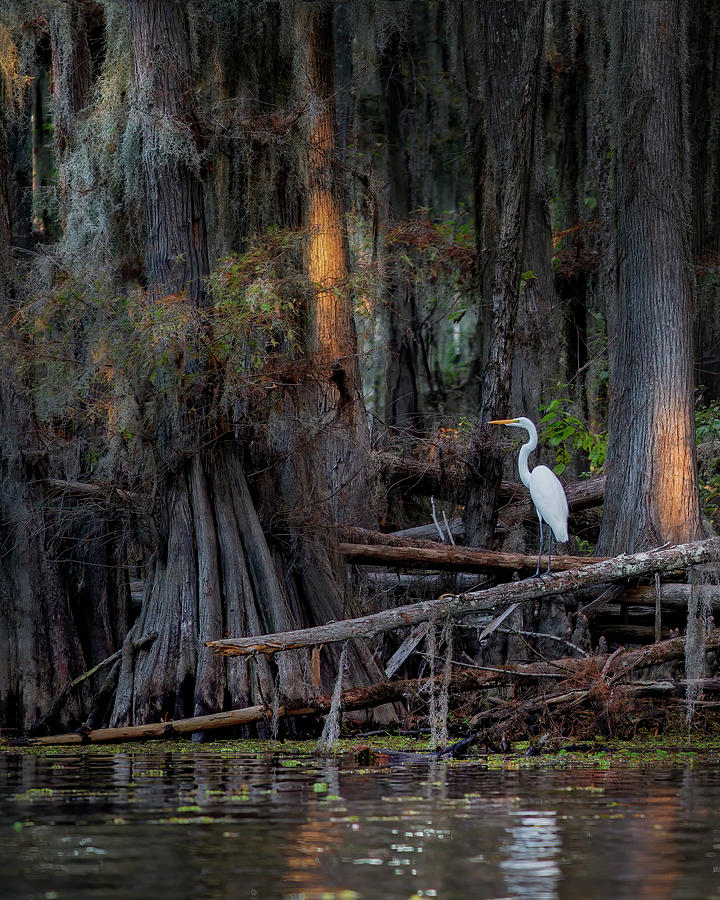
489,416,569,575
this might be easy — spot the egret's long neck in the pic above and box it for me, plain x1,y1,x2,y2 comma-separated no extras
517,422,538,488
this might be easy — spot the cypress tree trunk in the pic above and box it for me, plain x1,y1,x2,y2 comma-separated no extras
597,0,702,553
113,0,298,724
0,64,89,732
379,28,420,436
301,1,374,527
114,1,392,726
465,0,547,548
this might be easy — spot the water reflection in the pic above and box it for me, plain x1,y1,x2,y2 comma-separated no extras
1,751,720,899
501,809,560,899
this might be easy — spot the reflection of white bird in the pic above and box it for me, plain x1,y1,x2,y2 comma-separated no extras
489,416,569,576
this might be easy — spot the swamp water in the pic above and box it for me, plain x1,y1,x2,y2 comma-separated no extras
2,750,720,899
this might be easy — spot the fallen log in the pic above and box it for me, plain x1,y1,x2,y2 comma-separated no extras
29,632,158,737
373,451,506,499
362,572,490,594
339,527,455,551
23,627,720,746
620,582,720,610
208,538,720,656
17,705,316,746
340,542,596,573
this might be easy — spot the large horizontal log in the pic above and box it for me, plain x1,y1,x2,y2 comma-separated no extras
373,450,501,499
23,626,720,746
340,542,596,572
208,538,720,656
620,582,720,610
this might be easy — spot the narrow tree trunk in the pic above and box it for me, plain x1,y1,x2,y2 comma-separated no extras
127,0,208,304
50,2,92,154
465,0,547,547
598,0,702,553
379,28,420,435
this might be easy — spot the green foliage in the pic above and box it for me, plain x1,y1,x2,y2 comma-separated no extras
540,397,607,476
696,399,720,528
519,270,536,293
207,228,304,370
696,399,720,443
699,476,720,528
575,537,595,556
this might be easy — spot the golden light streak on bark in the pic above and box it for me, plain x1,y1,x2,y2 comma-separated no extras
305,3,354,368
655,412,698,546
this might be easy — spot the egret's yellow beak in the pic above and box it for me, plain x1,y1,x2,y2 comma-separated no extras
488,418,518,425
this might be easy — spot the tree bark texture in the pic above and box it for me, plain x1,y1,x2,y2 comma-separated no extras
128,0,208,303
0,79,119,732
118,1,311,726
465,0,547,548
111,446,310,724
300,1,374,526
379,28,420,434
0,81,11,289
598,0,702,553
50,0,96,230
339,542,596,573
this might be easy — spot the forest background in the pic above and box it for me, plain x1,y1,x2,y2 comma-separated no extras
0,0,716,737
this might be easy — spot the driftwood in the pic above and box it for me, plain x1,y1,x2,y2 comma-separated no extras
26,626,720,746
340,542,596,572
339,527,457,551
208,538,720,657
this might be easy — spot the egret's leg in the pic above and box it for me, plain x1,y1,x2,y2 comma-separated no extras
536,517,544,577
546,533,553,574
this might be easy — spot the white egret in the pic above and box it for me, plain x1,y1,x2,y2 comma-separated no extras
489,416,569,576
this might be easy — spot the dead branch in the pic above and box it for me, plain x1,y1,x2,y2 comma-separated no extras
208,539,720,658
389,519,465,542
23,626,720,746
44,477,140,505
29,633,158,736
338,526,453,550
